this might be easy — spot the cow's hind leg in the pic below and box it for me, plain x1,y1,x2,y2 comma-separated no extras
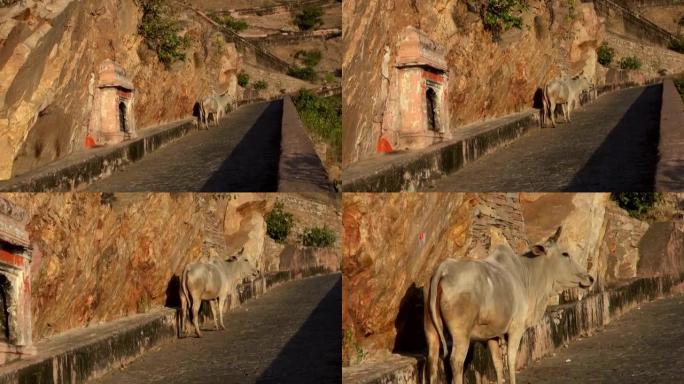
442,296,476,384
550,101,557,127
209,299,220,330
424,286,442,384
217,295,226,330
487,338,505,384
191,298,203,337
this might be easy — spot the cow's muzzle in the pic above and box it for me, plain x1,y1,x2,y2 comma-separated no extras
579,275,594,288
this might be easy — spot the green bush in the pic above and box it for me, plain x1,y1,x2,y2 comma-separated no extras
301,226,336,248
266,202,293,243
619,56,642,70
668,35,684,54
237,71,250,87
210,13,249,32
293,6,323,30
253,80,268,91
482,0,528,39
295,49,322,67
597,43,615,66
0,0,19,7
293,90,342,161
612,193,662,217
288,65,318,82
139,0,190,66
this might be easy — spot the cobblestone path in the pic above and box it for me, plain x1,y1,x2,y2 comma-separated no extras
86,100,283,192
426,84,662,191
91,274,341,384
518,293,684,383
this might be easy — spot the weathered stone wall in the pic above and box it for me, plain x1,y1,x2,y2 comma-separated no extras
0,193,340,341
342,192,683,366
342,0,604,164
602,33,684,77
594,0,676,46
0,0,241,180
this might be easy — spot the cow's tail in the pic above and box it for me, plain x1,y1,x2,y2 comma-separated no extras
429,262,448,359
179,268,190,337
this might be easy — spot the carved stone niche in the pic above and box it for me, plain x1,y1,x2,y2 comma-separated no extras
0,197,35,364
384,26,450,151
88,60,137,146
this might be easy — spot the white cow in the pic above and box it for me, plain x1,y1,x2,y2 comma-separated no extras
425,227,594,384
542,74,593,128
180,248,259,337
199,80,238,128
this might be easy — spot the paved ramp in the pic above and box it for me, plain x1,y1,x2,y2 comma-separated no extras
425,84,663,191
518,293,684,383
91,274,341,384
86,100,283,192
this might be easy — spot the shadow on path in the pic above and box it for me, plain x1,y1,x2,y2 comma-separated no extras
201,100,283,191
256,276,341,384
565,84,661,191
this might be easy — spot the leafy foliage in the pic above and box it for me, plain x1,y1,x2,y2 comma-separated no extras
668,35,684,54
619,56,642,70
293,6,324,30
210,13,249,32
612,193,662,217
0,0,19,7
139,0,190,66
253,80,268,91
482,0,528,39
237,71,250,87
597,43,615,66
293,90,341,162
295,49,322,67
266,202,293,243
301,226,336,248
288,65,318,82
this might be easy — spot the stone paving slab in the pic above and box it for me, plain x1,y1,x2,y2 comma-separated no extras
342,110,538,192
92,274,341,384
425,84,663,192
85,100,283,192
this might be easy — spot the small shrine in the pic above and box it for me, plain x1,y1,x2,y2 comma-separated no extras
382,27,450,151
0,197,35,364
88,60,136,146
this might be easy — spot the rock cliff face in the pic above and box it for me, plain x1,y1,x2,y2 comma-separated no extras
342,192,682,365
342,0,604,164
0,192,340,340
0,0,241,179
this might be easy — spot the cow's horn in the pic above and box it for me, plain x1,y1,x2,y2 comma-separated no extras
550,226,562,242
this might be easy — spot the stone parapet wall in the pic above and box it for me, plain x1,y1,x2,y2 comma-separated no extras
593,0,676,46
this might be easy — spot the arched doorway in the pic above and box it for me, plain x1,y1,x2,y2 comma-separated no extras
426,88,438,132
118,102,127,133
0,275,11,342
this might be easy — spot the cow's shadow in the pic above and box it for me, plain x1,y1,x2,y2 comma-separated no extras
392,284,498,384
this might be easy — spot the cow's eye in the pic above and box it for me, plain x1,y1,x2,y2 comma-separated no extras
562,252,569,257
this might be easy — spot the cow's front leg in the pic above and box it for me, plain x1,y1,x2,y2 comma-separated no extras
487,338,505,384
550,102,557,127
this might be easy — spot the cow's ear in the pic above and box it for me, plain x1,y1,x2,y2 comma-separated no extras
548,226,562,243
531,245,546,256
238,247,245,255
